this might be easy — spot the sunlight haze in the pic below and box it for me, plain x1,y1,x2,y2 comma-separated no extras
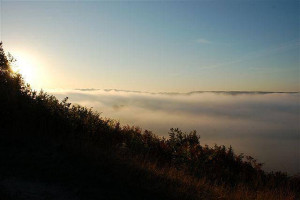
1,1,300,198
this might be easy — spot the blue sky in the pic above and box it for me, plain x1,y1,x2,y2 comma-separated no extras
1,0,299,92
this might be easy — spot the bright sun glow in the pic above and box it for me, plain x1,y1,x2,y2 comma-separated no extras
11,52,37,86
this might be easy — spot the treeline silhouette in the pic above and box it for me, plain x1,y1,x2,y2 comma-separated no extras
0,42,299,199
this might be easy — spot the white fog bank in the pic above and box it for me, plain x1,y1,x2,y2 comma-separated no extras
48,89,300,174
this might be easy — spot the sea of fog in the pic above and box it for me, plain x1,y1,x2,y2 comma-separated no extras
48,89,299,175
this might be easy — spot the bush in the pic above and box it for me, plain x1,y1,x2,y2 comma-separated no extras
0,42,298,199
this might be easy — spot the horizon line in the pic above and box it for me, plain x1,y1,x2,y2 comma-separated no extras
71,88,299,95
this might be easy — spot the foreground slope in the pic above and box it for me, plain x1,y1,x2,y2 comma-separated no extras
0,43,299,200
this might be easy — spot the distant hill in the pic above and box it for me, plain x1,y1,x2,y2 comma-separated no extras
0,43,299,200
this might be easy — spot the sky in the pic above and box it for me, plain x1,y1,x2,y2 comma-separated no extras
0,0,299,92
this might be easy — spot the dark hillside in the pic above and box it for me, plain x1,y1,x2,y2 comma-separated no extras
0,43,299,200
0,44,195,200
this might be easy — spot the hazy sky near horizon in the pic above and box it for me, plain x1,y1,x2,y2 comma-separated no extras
1,0,299,92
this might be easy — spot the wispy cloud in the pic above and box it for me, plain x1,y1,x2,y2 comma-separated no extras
196,38,211,44
198,39,300,70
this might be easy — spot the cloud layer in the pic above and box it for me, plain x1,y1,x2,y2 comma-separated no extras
196,38,211,44
48,89,299,174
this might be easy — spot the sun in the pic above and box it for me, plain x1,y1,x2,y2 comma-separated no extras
11,52,36,85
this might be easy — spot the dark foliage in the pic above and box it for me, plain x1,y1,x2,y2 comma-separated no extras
0,42,299,199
